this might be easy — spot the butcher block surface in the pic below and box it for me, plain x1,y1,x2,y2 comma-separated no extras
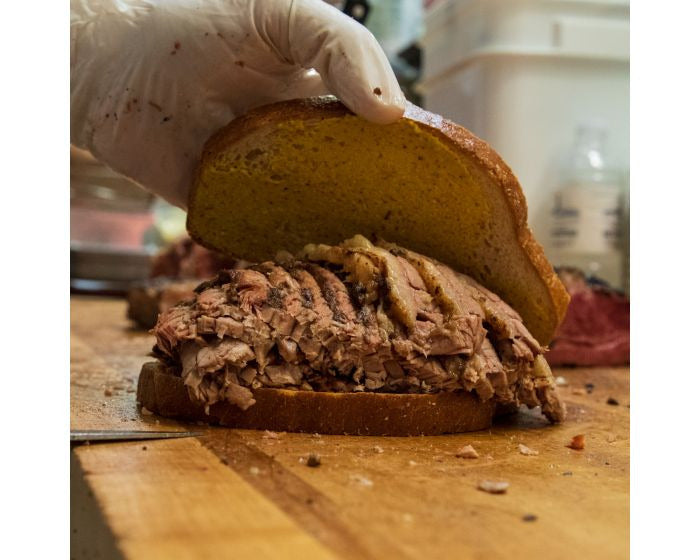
71,296,630,560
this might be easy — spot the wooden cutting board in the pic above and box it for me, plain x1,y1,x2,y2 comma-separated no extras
71,296,630,560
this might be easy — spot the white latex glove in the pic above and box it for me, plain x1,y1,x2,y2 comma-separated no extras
71,0,405,208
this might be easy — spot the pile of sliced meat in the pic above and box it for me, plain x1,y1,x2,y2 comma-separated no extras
153,235,564,423
545,267,629,367
150,236,239,280
128,237,244,329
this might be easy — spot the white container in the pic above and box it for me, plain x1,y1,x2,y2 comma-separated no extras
419,0,629,255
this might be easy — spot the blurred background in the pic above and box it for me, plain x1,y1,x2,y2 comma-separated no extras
71,0,629,296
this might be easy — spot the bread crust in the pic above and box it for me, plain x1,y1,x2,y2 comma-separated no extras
137,362,494,436
187,98,568,344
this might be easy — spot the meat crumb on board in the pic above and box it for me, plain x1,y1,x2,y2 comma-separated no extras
372,445,384,454
567,434,586,450
306,453,322,468
456,445,479,459
478,480,509,494
262,430,280,439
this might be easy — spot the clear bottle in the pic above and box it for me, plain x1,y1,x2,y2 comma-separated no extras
549,122,623,288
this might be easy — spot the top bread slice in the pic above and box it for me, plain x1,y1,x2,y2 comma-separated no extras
187,97,569,344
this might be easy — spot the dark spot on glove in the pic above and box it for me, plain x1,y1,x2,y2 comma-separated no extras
234,60,245,67
373,87,382,95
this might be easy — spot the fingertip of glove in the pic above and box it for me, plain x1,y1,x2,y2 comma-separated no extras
353,91,406,124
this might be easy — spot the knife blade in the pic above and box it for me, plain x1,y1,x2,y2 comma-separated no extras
70,430,202,442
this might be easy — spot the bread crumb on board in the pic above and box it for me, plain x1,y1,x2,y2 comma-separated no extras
518,444,539,456
456,445,479,459
350,474,374,487
478,480,509,494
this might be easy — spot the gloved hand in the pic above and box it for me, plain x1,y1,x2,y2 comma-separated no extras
71,0,405,208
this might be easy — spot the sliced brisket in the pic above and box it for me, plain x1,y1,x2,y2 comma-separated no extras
153,236,564,422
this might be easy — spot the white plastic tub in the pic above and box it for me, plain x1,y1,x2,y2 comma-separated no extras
419,0,629,251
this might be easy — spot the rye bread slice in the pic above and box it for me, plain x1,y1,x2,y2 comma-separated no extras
186,97,568,345
137,362,494,436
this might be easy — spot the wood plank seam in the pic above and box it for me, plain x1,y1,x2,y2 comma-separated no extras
198,432,398,560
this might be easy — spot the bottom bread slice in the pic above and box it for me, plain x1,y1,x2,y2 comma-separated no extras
136,362,495,436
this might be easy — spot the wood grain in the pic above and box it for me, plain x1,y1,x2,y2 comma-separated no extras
71,296,629,560
74,438,336,560
71,296,184,432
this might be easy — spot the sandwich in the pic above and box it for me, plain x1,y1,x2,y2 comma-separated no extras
137,97,569,435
